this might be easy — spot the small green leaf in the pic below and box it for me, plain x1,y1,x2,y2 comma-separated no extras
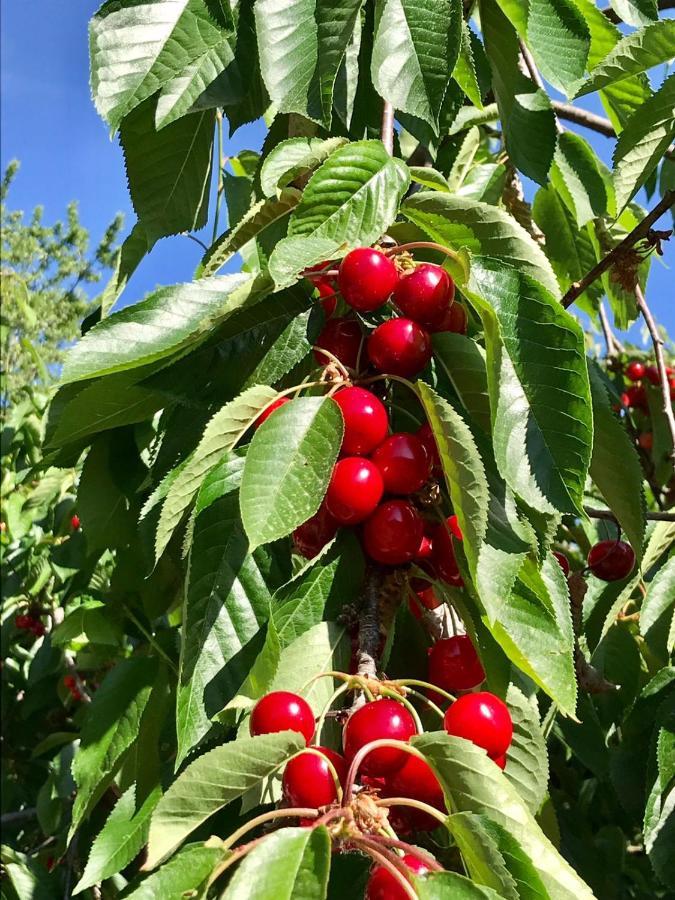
260,137,349,197
453,21,483,108
551,132,609,227
526,0,590,96
414,871,506,898
503,685,549,814
641,556,675,653
432,332,491,435
608,0,658,27
124,844,223,899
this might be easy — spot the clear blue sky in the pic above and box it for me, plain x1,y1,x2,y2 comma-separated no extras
2,1,672,345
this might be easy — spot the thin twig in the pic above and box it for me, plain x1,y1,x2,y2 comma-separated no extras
519,43,564,135
381,101,395,157
350,567,383,712
562,191,674,308
634,284,675,464
183,232,209,252
598,302,618,357
1,808,37,826
585,506,675,522
553,101,674,159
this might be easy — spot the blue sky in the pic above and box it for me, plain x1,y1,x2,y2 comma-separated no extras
2,1,673,345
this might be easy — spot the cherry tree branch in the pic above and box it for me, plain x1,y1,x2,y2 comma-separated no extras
634,284,675,463
552,102,674,158
350,567,383,712
585,507,675,522
598,302,620,357
381,101,395,156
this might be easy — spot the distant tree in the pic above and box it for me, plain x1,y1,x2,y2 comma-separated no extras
0,160,122,409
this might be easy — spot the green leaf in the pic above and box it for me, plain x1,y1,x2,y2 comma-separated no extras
222,826,331,899
98,222,154,316
288,140,410,248
418,872,505,898
608,0,658,27
408,166,451,192
551,132,609,227
453,21,483,109
644,776,675,889
176,493,275,766
74,784,161,894
479,0,557,184
240,396,343,549
503,685,549,814
260,137,349,198
243,310,314,390
402,192,559,296
124,844,223,899
525,0,590,96
77,434,134,551
155,385,279,561
193,452,246,518
120,98,214,241
588,362,646,559
268,236,344,291
371,0,460,129
432,332,491,435
51,599,122,648
70,658,158,841
270,621,349,711
641,556,675,652
414,732,595,898
145,731,304,868
576,20,675,97
613,73,675,212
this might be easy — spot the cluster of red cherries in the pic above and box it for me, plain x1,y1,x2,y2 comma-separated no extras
63,674,83,703
554,537,636,583
14,611,46,637
619,358,674,454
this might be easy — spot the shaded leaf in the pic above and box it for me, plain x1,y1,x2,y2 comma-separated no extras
503,685,549,814
124,844,223,899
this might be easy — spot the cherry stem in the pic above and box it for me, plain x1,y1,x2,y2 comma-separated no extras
400,686,445,720
315,682,351,743
385,241,463,268
344,740,426,803
222,807,319,850
356,840,419,900
375,797,448,826
358,373,419,396
366,834,445,871
391,678,456,704
300,670,353,692
310,345,351,381
207,834,269,886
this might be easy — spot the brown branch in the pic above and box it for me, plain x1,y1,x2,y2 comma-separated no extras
569,574,618,694
561,191,675,308
598,302,620,357
552,102,616,138
585,506,675,522
350,567,384,712
635,284,675,464
520,43,564,135
381,101,395,157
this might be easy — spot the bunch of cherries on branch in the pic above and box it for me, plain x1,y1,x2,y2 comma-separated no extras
619,357,675,458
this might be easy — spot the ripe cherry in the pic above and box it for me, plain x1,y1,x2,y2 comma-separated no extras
384,755,446,830
326,458,384,525
371,432,430,494
366,853,432,900
431,518,463,586
638,432,653,451
368,319,432,378
254,396,290,429
553,551,570,577
31,621,45,637
417,423,441,473
15,614,32,630
363,500,424,565
63,675,77,690
416,534,433,560
494,754,507,770
343,699,417,775
447,514,462,541
282,746,347,809
293,503,339,559
428,635,485,692
71,514,81,530
338,247,399,312
392,264,455,329
250,691,315,744
334,387,389,456
314,317,363,370
644,365,660,385
444,692,513,758
625,361,645,382
431,301,467,335
587,540,635,582
625,385,648,410
408,584,441,620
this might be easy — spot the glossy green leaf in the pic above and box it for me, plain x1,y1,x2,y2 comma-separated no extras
260,137,349,197
453,20,483,108
503,685,549,814
641,556,675,651
240,396,343,549
432,332,491,435
417,871,505,899
98,221,154,316
125,844,223,899
608,0,657,27
526,0,590,96
551,132,609,227
269,621,349,712
408,166,451,192
268,236,344,291
51,600,122,648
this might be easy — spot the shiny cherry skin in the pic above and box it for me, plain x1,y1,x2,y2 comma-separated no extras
325,458,384,525
250,691,315,744
371,432,430,494
71,514,81,530
448,514,462,541
431,301,467,334
444,691,513,758
428,635,485,692
625,360,645,382
343,699,417,776
254,396,290,429
282,746,347,809
587,540,636,582
624,385,648,410
493,753,507,770
384,754,446,830
334,387,389,456
314,317,363,370
431,519,463,586
638,432,653,451
366,854,432,900
392,264,455,329
553,551,570,577
644,365,661,386
363,500,424,565
416,534,433,560
338,247,399,312
293,503,339,559
417,423,441,472
408,584,441,620
368,318,432,378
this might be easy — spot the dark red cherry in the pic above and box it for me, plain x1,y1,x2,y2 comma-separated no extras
368,319,432,378
250,691,315,744
644,365,660,385
282,746,347,808
494,753,507,770
314,317,363,370
553,551,570,577
447,514,462,541
638,432,653,451
625,385,648,410
325,458,384,525
384,754,446,830
343,699,417,776
392,264,455,329
444,692,513,758
293,503,339,559
431,518,463,586
15,614,32,630
416,534,433,560
587,540,635,582
625,361,645,382
363,500,424,565
366,853,433,900
417,423,441,473
254,396,290,429
338,248,399,312
430,301,467,334
428,635,485,692
371,433,430,494
31,621,45,637
70,514,81,530
334,387,389,456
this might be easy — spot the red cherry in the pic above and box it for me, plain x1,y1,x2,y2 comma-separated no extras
63,675,77,690
430,302,467,334
428,635,485,692
625,385,648,410
638,432,653,451
254,396,290,429
31,621,45,637
417,423,441,472
625,361,645,382
587,540,635,582
71,514,81,530
416,534,433,560
644,365,660,385
15,614,31,630
293,503,339,559
444,692,513,758
366,854,432,900
407,584,441,620
384,755,446,830
363,500,424,565
282,746,347,809
392,264,455,328
553,551,570,577
620,392,631,408
343,699,417,776
325,458,384,525
493,754,507,770
250,691,315,744
334,387,389,455
314,317,363,370
372,433,430,494
368,319,432,378
431,519,463,586
338,248,399,312
447,514,462,541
